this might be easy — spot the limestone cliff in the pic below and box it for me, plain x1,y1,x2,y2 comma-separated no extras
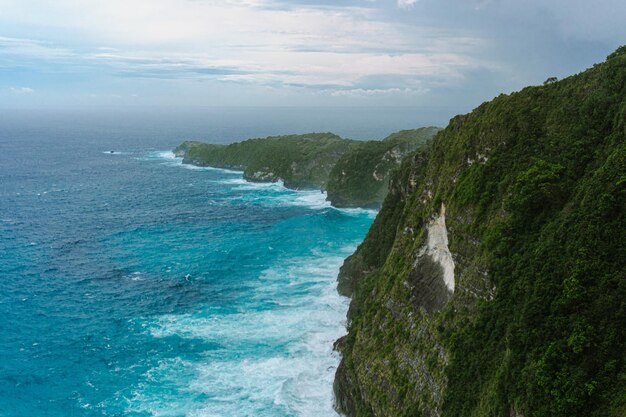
174,129,436,207
175,133,354,190
326,127,440,208
334,47,626,417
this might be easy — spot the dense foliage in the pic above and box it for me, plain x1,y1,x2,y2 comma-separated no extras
335,47,626,417
327,127,439,208
176,129,435,206
178,133,356,189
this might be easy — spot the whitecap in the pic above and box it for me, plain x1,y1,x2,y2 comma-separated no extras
102,150,130,155
181,164,242,174
142,151,378,215
217,178,252,186
127,272,143,281
143,150,244,175
333,206,378,219
219,178,286,191
128,245,358,417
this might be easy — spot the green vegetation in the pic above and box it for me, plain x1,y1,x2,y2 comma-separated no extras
327,127,439,208
175,129,436,206
176,132,355,189
335,47,626,417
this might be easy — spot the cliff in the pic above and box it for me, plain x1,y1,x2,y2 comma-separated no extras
175,129,437,206
334,47,626,417
175,133,354,189
326,127,440,208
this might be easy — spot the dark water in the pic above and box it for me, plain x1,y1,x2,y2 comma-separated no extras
0,108,409,416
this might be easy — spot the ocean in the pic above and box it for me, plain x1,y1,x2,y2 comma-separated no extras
0,107,431,417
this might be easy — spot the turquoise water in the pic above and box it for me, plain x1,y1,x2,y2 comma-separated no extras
0,110,379,417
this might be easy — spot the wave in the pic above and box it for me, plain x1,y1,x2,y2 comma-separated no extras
219,178,286,190
102,150,131,155
145,150,243,174
156,150,176,159
278,190,332,211
143,150,378,216
216,177,331,210
129,248,355,417
181,164,243,174
334,206,378,219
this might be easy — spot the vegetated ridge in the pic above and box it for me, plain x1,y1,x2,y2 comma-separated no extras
327,127,440,208
175,128,439,208
333,47,626,417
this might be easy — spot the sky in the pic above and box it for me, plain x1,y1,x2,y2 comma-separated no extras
1,0,625,111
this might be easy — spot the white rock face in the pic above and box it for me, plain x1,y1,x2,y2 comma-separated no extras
419,203,455,292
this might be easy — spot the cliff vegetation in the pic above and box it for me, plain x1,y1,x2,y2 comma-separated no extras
327,127,440,208
335,47,626,417
175,128,438,207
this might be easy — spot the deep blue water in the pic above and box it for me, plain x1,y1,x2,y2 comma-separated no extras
0,108,392,417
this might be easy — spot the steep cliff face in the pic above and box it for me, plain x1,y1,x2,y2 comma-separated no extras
175,133,356,189
175,130,435,206
335,48,626,417
327,127,440,208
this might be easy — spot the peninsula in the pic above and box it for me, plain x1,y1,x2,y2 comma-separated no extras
174,127,439,208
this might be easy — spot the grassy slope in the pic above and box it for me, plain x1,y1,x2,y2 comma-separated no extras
335,47,626,417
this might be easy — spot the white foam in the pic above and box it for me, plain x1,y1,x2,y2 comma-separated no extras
334,206,378,219
157,150,176,159
217,178,336,211
128,246,358,417
220,178,285,190
142,151,379,216
102,150,130,155
279,190,332,210
136,150,183,165
142,150,242,175
128,272,143,281
183,164,242,174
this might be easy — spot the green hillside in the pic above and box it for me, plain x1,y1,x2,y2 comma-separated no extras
176,133,357,189
175,128,436,206
334,47,626,417
326,127,440,208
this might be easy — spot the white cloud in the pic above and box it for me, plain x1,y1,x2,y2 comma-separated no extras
10,87,35,93
397,0,418,9
329,87,426,97
0,0,482,90
0,0,488,105
0,36,74,60
0,0,623,109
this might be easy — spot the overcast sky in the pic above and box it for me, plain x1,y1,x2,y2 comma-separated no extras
1,0,624,110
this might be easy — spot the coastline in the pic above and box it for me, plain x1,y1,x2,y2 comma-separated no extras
173,150,379,216
143,149,377,415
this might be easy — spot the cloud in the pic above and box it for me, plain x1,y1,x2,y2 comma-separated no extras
0,0,483,94
9,0,597,108
10,87,35,93
0,36,74,60
397,0,418,9
329,87,425,97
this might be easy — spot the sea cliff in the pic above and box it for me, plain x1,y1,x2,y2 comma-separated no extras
175,128,438,208
326,127,440,208
333,47,626,417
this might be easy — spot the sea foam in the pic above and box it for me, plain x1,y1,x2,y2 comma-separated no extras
151,150,378,215
132,249,354,417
